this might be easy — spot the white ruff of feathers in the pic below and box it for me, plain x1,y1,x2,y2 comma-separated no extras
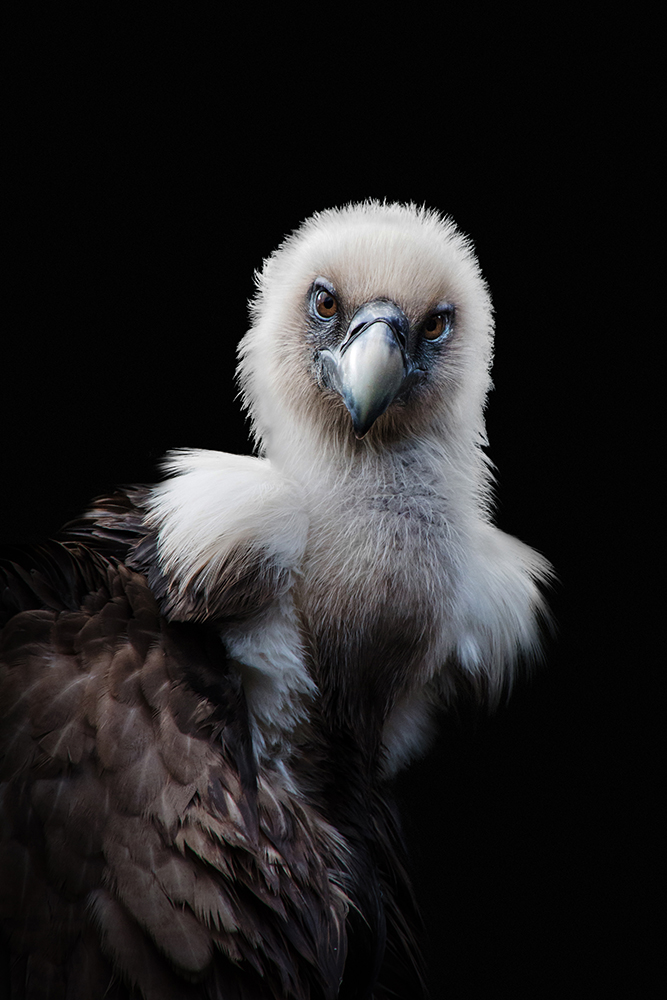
146,201,552,773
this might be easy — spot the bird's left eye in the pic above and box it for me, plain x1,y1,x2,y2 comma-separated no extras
422,308,454,341
315,289,338,319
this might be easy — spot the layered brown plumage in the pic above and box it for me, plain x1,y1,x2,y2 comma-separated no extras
1,517,351,999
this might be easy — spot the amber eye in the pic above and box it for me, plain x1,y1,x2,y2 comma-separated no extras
315,289,338,319
423,315,446,339
422,309,453,340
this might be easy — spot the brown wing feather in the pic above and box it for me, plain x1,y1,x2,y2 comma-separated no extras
1,541,349,999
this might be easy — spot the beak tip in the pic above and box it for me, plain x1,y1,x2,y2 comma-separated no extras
350,409,374,439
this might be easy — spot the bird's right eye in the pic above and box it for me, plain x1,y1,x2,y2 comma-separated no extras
314,289,338,319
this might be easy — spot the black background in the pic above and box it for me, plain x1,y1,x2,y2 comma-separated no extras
2,9,657,999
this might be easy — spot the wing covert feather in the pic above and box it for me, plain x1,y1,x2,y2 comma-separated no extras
1,550,349,998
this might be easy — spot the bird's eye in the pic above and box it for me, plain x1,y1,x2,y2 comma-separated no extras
315,289,338,319
422,309,454,341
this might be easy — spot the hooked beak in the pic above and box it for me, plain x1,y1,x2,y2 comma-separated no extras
319,300,420,438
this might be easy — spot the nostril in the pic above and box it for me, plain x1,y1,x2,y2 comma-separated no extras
341,320,404,357
391,325,407,350
346,321,366,342
342,300,411,356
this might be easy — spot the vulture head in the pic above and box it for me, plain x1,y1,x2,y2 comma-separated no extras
239,202,493,467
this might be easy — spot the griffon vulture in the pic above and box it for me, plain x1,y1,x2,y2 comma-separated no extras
0,202,550,999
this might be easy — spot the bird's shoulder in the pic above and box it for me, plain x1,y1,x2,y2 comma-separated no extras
134,449,309,625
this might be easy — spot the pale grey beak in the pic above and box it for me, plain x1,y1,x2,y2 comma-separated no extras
319,299,419,438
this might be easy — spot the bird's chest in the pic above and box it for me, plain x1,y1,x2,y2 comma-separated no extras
298,489,453,701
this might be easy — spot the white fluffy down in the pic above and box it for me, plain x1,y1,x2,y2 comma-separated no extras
146,449,308,593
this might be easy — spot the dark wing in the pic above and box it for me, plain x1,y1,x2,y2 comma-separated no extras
0,498,348,999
